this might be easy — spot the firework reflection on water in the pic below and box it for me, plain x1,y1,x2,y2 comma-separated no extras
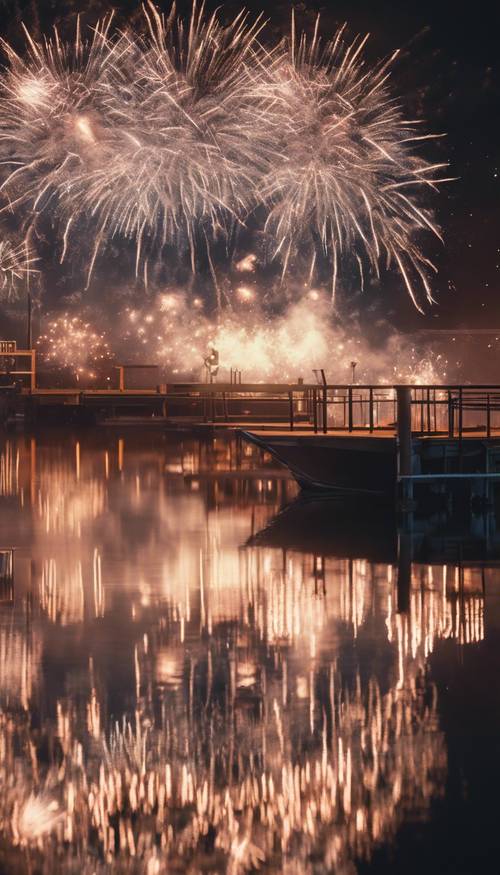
0,433,486,873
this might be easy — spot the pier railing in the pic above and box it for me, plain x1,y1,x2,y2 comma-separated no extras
168,383,500,438
305,385,500,437
5,375,500,437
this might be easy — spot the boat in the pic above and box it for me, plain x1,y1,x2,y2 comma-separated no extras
239,430,397,494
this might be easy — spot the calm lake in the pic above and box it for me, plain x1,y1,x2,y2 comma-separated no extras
0,430,499,874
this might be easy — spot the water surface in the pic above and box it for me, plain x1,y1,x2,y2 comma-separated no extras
0,430,498,874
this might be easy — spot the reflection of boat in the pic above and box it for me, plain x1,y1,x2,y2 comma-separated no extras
249,493,500,568
240,430,396,493
248,495,397,563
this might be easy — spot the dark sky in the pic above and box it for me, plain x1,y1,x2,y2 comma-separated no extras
1,0,498,330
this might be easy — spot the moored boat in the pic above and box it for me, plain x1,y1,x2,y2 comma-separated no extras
239,430,397,494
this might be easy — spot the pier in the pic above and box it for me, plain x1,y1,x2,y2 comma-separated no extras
3,348,500,499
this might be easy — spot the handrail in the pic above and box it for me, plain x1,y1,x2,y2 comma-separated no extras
7,378,500,435
152,383,500,435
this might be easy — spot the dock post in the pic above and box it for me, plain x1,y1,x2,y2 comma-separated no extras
396,386,413,507
396,386,412,477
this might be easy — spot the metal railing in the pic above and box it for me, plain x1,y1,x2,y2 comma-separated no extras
291,384,500,437
8,375,500,437
165,383,500,437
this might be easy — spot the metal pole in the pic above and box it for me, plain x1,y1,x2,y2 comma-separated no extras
30,349,36,391
288,390,294,430
348,387,353,432
448,390,454,437
458,387,463,472
27,292,32,349
369,387,374,433
396,386,413,479
322,385,328,433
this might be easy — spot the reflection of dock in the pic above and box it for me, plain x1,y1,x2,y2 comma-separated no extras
0,549,14,603
249,493,496,636
0,426,494,872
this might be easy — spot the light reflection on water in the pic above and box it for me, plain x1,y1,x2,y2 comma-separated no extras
0,431,488,873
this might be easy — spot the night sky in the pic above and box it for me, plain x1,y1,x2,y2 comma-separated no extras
0,0,498,331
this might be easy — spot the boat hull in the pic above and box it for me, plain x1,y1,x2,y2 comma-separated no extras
240,431,397,495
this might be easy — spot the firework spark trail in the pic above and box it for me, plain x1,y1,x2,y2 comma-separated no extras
0,3,268,290
0,235,36,295
0,3,449,308
255,13,452,311
0,14,116,208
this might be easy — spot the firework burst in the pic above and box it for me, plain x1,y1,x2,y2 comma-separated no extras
256,14,452,310
36,314,114,381
0,3,266,296
0,16,116,196
0,4,449,309
0,14,121,284
82,0,267,288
